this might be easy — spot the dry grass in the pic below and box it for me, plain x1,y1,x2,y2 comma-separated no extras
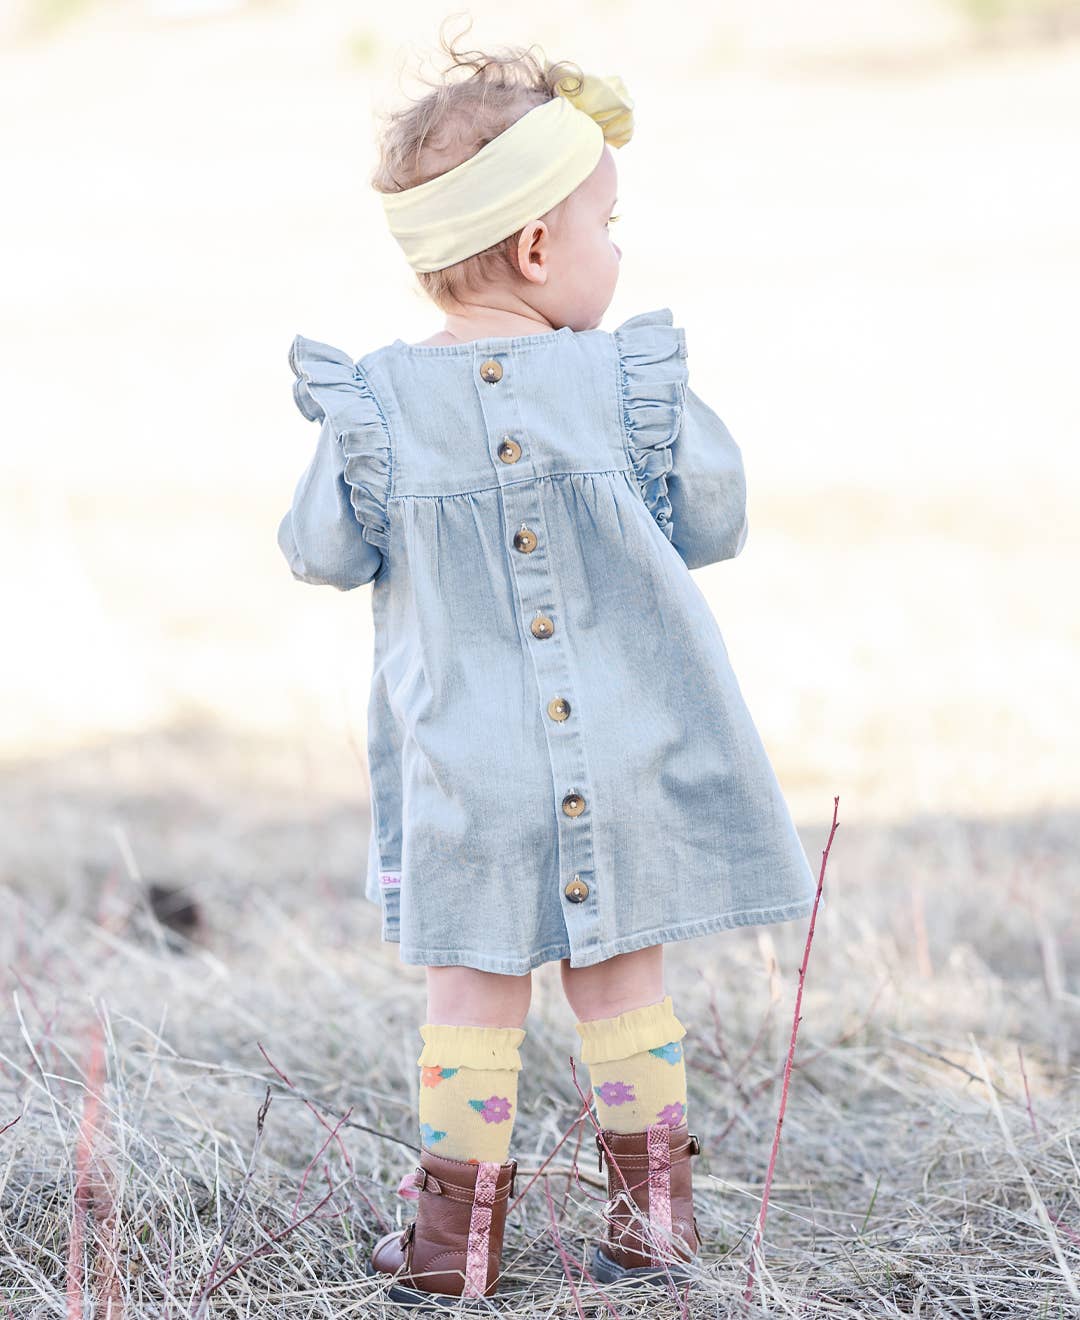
1,727,1078,1316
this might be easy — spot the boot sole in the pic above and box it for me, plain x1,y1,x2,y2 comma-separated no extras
590,1243,697,1288
364,1257,501,1311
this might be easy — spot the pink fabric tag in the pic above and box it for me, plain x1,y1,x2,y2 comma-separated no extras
462,1161,500,1297
396,1168,422,1201
647,1124,673,1246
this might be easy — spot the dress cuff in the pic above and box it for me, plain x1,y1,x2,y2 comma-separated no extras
416,1024,526,1071
575,994,686,1063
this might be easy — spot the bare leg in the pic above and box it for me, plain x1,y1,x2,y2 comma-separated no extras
425,965,532,1027
559,944,665,1021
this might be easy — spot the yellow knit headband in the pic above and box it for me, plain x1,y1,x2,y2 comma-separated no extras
380,72,634,273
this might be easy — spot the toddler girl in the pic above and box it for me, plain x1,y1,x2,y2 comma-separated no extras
277,36,819,1307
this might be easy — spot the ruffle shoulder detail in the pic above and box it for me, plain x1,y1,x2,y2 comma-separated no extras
288,334,392,554
613,308,688,543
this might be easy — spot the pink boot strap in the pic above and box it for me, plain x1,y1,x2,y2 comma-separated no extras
463,1161,501,1298
647,1124,673,1241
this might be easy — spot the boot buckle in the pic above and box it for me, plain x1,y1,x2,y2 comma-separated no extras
688,1133,701,1156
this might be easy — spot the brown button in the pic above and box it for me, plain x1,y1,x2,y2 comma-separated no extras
564,876,589,903
530,614,554,639
497,437,521,463
562,791,586,817
513,526,538,553
479,358,503,383
547,696,571,721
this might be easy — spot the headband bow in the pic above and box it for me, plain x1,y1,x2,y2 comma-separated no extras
550,70,634,149
379,69,634,273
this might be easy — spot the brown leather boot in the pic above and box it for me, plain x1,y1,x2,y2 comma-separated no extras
366,1145,518,1308
590,1121,703,1285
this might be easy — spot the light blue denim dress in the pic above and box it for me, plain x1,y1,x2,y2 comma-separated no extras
278,307,820,975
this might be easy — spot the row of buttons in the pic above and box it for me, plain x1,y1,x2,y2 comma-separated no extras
483,355,591,908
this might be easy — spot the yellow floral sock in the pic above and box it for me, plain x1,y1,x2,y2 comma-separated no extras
416,1023,526,1163
575,994,689,1133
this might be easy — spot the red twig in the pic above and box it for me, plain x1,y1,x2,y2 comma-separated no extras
256,1039,417,1156
257,1042,355,1174
292,1106,353,1221
66,870,127,1320
198,1181,339,1300
567,1056,632,1201
542,1172,623,1319
559,1109,588,1219
508,1101,595,1216
258,1040,392,1232
190,1087,273,1319
66,1015,122,1320
742,796,839,1312
65,1153,86,1320
543,1175,587,1320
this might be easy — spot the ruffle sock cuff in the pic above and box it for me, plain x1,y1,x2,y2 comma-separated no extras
575,994,686,1064
416,1023,526,1071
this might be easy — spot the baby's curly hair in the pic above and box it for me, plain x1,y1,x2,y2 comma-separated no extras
371,16,584,311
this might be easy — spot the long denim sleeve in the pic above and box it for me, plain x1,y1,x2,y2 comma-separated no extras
278,335,392,590
666,386,748,570
277,415,384,589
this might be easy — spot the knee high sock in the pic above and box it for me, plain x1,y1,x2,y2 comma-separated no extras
416,1023,525,1163
575,995,689,1132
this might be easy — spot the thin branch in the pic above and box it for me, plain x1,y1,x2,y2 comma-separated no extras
190,1087,272,1320
743,795,838,1311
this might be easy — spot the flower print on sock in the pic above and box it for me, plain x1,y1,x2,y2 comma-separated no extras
649,1041,683,1065
421,1065,459,1087
656,1101,686,1128
419,1122,447,1145
594,1080,636,1106
468,1095,512,1123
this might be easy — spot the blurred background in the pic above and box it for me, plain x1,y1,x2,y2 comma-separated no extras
2,5,1079,1313
3,0,1078,841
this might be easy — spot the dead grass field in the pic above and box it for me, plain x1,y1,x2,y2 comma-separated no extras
2,729,1078,1314
2,2,1079,1315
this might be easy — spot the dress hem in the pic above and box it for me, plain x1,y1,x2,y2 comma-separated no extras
390,890,823,976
